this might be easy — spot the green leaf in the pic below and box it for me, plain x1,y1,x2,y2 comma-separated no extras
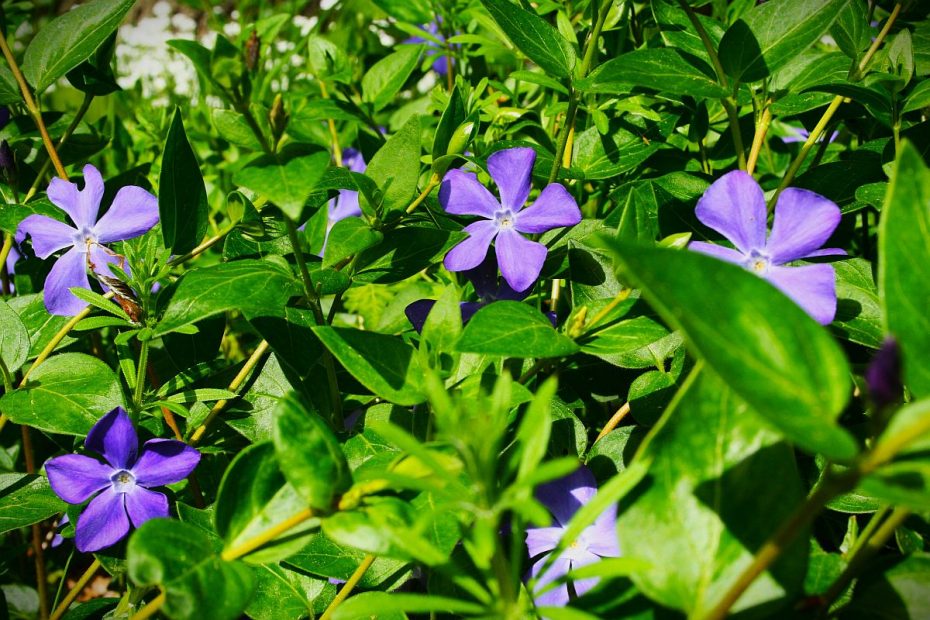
215,442,318,564
903,78,930,114
578,315,673,369
859,398,930,510
273,393,352,513
8,295,74,359
619,368,807,616
718,0,851,83
313,327,426,406
128,519,255,620
285,533,409,587
322,218,383,269
159,108,209,254
602,241,857,461
843,553,930,619
0,66,21,105
332,593,483,619
0,474,66,536
515,377,556,482
233,145,330,221
457,302,579,358
21,0,135,92
829,0,870,60
579,49,726,98
246,564,331,620
480,0,576,79
154,259,300,336
0,353,121,436
833,259,883,349
0,298,29,374
880,141,930,398
353,227,463,284
653,0,725,66
361,45,423,112
432,84,467,161
363,115,422,217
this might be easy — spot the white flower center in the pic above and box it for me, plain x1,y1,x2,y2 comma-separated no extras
72,226,98,254
744,250,771,275
494,208,516,230
110,469,137,494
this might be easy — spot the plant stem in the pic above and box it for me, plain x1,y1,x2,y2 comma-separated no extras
220,507,315,561
406,174,440,214
133,339,149,408
746,104,771,176
319,80,343,166
0,233,11,295
238,103,273,155
129,590,166,620
49,559,100,620
548,91,578,184
596,401,631,442
24,92,95,202
21,424,49,619
722,98,747,170
0,34,67,180
189,340,271,445
166,226,236,267
320,554,376,620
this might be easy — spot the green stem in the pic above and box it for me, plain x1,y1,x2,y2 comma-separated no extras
221,508,315,561
166,226,235,267
24,92,95,202
133,339,149,408
0,233,11,295
129,590,165,620
49,559,100,620
320,554,376,620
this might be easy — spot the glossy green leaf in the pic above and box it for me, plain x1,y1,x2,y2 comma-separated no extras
859,398,930,510
233,145,330,220
0,298,29,374
332,593,483,619
273,393,351,513
22,0,135,92
879,141,930,397
0,353,121,436
653,0,725,65
313,326,426,405
246,564,332,620
128,519,255,620
578,316,672,369
580,49,726,98
843,554,930,619
718,0,850,83
0,474,66,536
154,259,300,336
619,367,807,615
363,115,422,217
602,241,857,460
833,259,883,349
0,66,20,104
8,295,74,359
903,79,930,114
284,534,409,587
362,45,422,111
829,0,870,60
323,218,383,269
457,301,579,358
480,0,576,78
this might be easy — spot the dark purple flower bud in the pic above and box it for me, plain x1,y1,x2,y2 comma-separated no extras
0,107,9,130
0,140,15,184
244,29,260,73
866,338,902,409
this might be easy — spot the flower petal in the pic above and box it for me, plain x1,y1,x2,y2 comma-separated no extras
526,525,564,558
582,505,620,558
569,550,602,599
514,183,581,233
45,454,112,504
329,190,362,223
93,185,159,243
689,241,746,265
495,229,546,293
531,555,572,608
765,188,842,264
132,439,201,487
487,147,535,212
125,486,169,528
462,252,499,299
85,407,138,470
46,178,84,227
695,170,767,253
765,264,837,325
16,214,76,259
75,487,130,552
439,169,500,218
459,301,483,324
444,220,498,272
42,247,91,316
536,466,597,527
342,148,367,173
405,299,435,333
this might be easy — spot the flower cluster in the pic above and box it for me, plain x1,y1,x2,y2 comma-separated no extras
45,408,200,552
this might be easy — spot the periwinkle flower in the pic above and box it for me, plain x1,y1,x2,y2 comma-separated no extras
45,407,200,552
441,147,581,293
782,126,839,144
317,148,366,257
16,164,158,316
405,21,451,75
689,170,845,325
526,465,619,607
865,337,902,410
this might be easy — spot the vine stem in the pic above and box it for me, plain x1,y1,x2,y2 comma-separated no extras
406,174,441,214
746,104,771,176
188,340,271,445
319,554,376,620
166,226,235,267
0,233,12,295
596,401,630,442
220,507,315,561
49,559,101,620
0,34,67,180
129,590,166,620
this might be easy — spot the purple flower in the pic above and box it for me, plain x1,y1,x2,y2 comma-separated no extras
318,148,366,257
441,147,581,293
44,407,200,553
689,170,845,325
782,126,839,144
526,465,619,607
865,337,902,409
405,21,451,75
16,164,158,316
50,513,70,548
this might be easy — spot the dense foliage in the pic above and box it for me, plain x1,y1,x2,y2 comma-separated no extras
1,0,929,618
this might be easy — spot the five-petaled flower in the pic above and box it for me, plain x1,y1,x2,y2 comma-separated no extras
45,407,200,552
441,147,581,293
16,164,158,316
526,465,620,607
689,170,845,325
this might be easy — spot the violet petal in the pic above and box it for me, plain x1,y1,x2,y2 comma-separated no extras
75,165,106,228
569,550,602,598
536,466,597,527
329,189,362,223
85,407,138,470
765,188,841,264
405,299,436,333
42,247,91,316
526,525,563,558
93,185,159,243
132,439,201,487
459,301,483,324
766,264,837,325
444,220,498,272
531,555,572,607
495,228,546,293
461,252,500,299
689,241,746,265
74,487,130,552
582,504,620,557
46,177,84,228
695,170,767,254
487,147,535,212
124,486,169,528
439,169,500,218
514,183,581,233
16,214,76,259
45,454,112,504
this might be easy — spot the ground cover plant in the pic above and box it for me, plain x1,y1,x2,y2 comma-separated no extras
0,0,928,617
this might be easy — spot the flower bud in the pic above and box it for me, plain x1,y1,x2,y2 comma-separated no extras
446,121,475,156
244,30,260,73
0,140,15,186
866,337,902,410
269,94,288,143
